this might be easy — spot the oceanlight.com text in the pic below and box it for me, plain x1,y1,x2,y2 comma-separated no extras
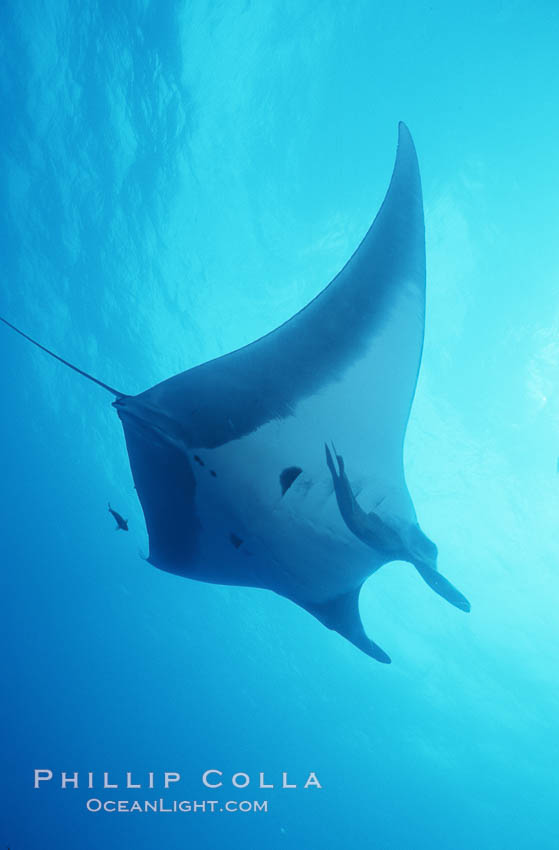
86,798,269,814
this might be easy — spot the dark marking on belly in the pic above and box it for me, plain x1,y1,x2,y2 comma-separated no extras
280,466,303,496
230,532,243,549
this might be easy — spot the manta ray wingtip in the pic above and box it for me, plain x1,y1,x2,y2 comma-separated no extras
396,120,416,153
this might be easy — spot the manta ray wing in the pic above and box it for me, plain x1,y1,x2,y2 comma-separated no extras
130,122,424,458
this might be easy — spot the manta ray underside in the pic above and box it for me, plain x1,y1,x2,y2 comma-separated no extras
1,122,470,664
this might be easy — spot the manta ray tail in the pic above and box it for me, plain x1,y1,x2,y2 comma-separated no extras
303,586,391,664
0,315,123,397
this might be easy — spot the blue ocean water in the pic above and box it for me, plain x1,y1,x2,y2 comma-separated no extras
1,1,558,848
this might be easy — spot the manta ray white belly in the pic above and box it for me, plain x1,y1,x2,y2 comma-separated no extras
184,341,417,604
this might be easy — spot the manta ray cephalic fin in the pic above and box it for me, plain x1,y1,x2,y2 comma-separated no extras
414,562,471,612
303,586,391,664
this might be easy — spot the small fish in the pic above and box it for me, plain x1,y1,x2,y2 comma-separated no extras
108,502,128,531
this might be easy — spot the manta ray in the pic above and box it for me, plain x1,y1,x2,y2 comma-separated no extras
1,123,470,663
